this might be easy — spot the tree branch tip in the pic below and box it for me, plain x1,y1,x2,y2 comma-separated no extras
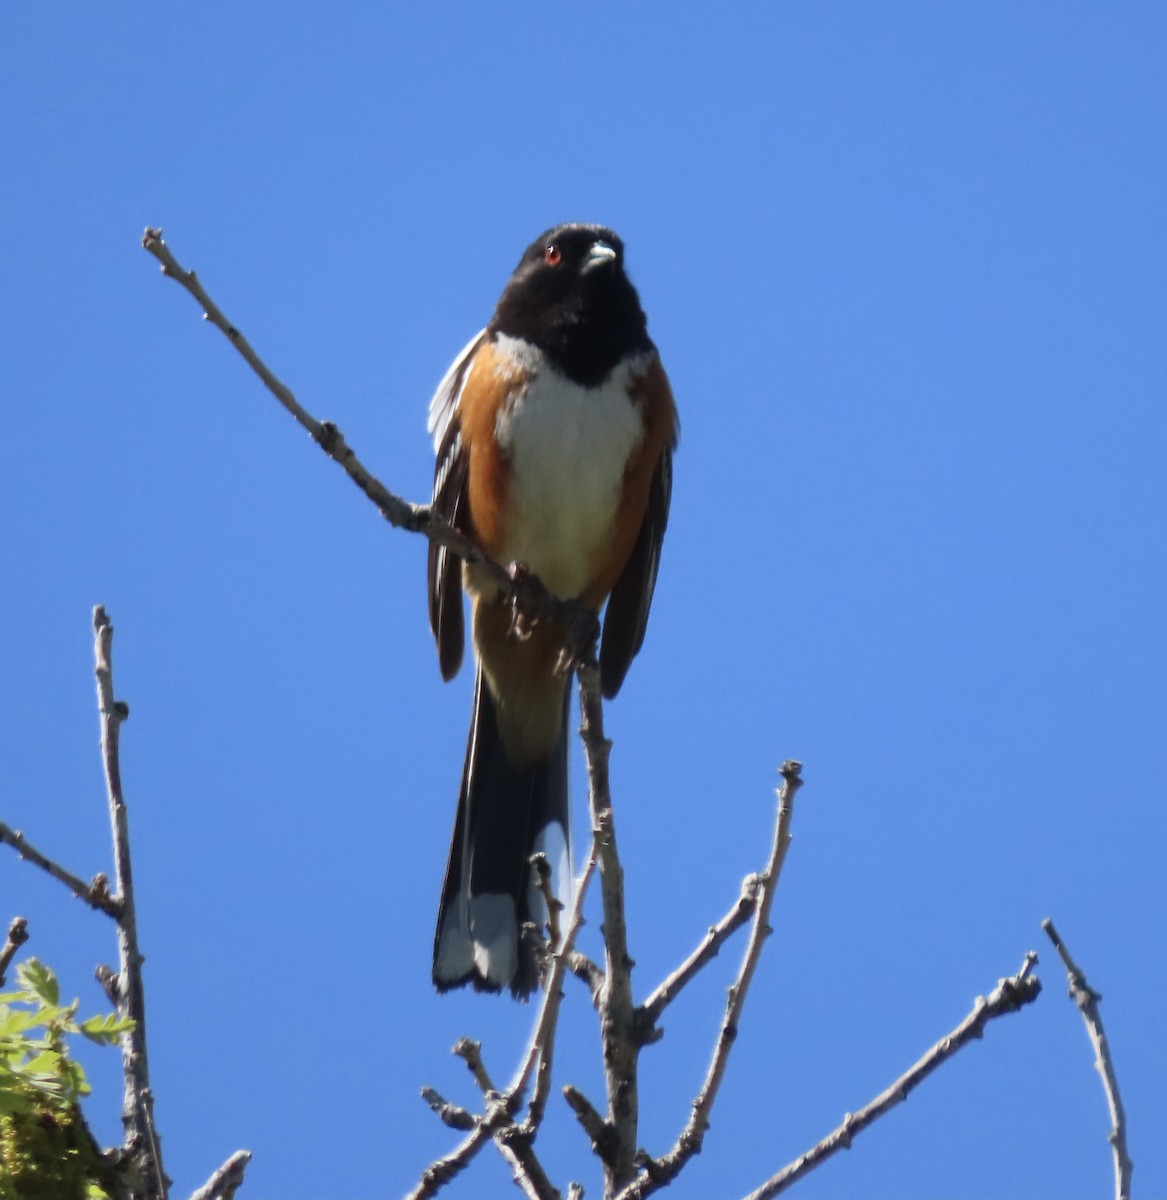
779,759,804,782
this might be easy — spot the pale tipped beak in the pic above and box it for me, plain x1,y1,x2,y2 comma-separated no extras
582,241,618,272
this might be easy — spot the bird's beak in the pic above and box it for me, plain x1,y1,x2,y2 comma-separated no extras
582,241,618,272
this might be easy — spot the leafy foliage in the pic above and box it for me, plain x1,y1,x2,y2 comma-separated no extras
0,958,133,1200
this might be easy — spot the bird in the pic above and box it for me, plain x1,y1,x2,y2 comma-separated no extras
427,223,678,997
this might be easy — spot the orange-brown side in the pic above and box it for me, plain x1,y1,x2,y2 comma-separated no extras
455,340,527,567
455,345,677,764
581,355,679,607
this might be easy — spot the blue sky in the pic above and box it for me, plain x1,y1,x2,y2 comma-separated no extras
2,4,1164,1198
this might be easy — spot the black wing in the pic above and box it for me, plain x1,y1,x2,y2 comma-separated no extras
599,445,673,699
427,332,486,680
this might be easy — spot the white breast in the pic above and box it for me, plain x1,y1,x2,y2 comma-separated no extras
492,335,649,599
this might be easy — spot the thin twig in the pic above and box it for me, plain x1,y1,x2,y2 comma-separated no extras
564,1084,617,1165
0,916,29,987
532,852,565,950
421,1088,477,1132
739,953,1042,1200
0,824,120,917
412,845,599,1199
93,606,168,1200
1043,918,1132,1200
577,663,640,1197
618,762,802,1200
187,1150,252,1200
566,949,605,1008
520,844,599,1132
453,1038,496,1097
140,228,599,663
406,1123,496,1200
639,873,762,1028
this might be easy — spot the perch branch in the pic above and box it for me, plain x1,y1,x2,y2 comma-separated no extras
1043,918,1132,1200
620,762,802,1200
0,824,119,917
187,1150,252,1200
140,227,598,665
739,952,1042,1200
0,916,30,987
93,605,168,1200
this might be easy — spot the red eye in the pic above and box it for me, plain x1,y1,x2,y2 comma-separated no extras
545,243,562,265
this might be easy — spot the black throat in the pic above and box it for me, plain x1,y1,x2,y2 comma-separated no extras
488,226,653,388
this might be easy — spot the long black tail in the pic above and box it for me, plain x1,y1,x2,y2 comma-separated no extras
433,668,570,998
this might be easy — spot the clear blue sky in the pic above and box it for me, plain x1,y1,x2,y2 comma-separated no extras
2,4,1164,1198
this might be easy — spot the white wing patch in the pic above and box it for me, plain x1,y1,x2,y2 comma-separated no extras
428,329,487,451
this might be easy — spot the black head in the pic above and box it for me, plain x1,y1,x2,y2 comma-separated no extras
488,223,651,387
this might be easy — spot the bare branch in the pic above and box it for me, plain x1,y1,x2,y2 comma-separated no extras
576,663,641,1196
0,824,120,917
1043,918,1132,1200
565,949,605,1008
413,843,598,1198
0,916,29,986
520,843,599,1133
531,853,565,950
410,1095,563,1200
738,953,1042,1200
93,605,169,1200
140,228,599,664
564,1084,616,1165
95,962,122,1007
619,762,802,1200
495,1126,563,1200
422,1088,477,1133
640,873,762,1027
454,1037,497,1097
407,1124,496,1200
187,1150,252,1200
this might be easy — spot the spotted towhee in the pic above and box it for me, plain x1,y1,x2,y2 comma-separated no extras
428,223,678,997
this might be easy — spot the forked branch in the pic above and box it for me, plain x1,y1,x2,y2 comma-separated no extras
616,762,802,1200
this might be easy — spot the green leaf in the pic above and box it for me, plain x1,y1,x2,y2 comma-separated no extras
79,1013,135,1045
18,959,59,1007
62,1057,91,1099
0,1008,41,1037
20,1049,60,1075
